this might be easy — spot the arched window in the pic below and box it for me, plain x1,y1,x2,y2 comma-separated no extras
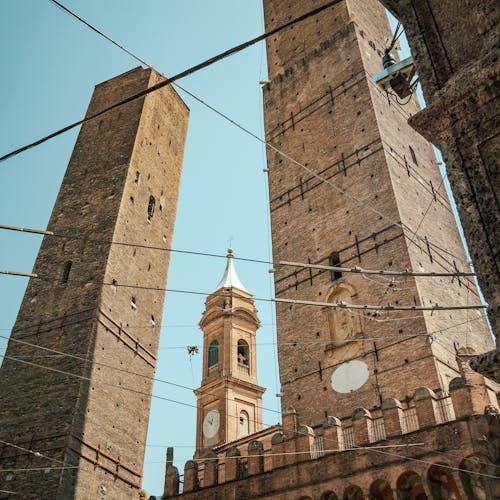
370,479,394,499
329,251,342,281
237,340,249,366
208,340,219,368
147,195,156,220
428,463,462,500
238,410,249,437
320,493,339,500
342,485,364,500
396,471,427,500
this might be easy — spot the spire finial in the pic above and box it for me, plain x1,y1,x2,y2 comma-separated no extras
215,247,249,293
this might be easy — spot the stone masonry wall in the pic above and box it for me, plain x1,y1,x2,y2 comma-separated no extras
0,67,188,499
377,0,499,379
262,0,492,428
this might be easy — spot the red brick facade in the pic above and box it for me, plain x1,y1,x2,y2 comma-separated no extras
165,1,498,498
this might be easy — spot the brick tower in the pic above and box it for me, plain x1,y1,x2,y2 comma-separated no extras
195,249,265,456
0,68,188,498
164,2,499,498
262,0,493,426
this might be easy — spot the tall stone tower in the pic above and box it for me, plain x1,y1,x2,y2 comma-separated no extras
262,0,493,426
194,249,265,456
0,68,188,498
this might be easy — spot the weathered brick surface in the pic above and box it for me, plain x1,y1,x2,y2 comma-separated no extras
174,365,499,498
0,67,188,499
177,412,498,500
262,0,492,427
379,0,499,373
169,2,498,498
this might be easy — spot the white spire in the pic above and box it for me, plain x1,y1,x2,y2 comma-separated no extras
215,248,249,293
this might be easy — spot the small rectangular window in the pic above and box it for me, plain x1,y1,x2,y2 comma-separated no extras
329,252,342,281
147,195,156,221
409,146,418,165
62,261,72,284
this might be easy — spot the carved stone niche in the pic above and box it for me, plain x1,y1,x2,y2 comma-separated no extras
323,283,363,361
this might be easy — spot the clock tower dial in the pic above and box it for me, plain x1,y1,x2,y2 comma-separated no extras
202,409,220,439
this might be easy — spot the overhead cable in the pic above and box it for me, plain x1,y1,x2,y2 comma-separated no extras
0,224,474,278
5,0,468,268
0,269,37,278
0,334,282,416
0,438,64,466
0,0,344,163
1,270,487,311
0,352,279,430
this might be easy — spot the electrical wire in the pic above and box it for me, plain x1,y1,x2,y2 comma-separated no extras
0,223,474,278
172,81,469,268
408,174,446,251
0,439,64,466
0,0,344,164
350,444,500,480
0,325,484,353
149,442,427,463
0,352,279,432
0,466,78,473
3,1,470,269
0,334,283,418
2,336,495,481
1,4,495,488
2,270,486,312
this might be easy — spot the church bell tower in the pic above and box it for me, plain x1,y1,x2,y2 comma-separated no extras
195,249,265,456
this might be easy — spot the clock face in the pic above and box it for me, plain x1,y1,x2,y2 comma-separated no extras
202,409,220,438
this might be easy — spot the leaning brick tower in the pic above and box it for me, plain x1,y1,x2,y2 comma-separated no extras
262,0,494,426
163,3,499,498
0,68,188,499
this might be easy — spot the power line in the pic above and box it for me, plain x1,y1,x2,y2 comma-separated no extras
1,316,485,398
0,0,344,164
277,260,474,277
1,270,486,312
2,339,493,480
0,269,37,278
6,2,468,269
0,352,280,432
150,442,427,463
350,444,500,481
0,325,483,353
408,173,447,251
0,223,474,277
0,438,64,466
0,331,426,354
0,466,78,473
275,297,486,312
1,6,492,488
3,332,275,415
0,489,22,496
172,80,469,266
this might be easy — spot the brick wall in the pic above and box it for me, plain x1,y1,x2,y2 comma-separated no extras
0,67,188,499
262,0,492,427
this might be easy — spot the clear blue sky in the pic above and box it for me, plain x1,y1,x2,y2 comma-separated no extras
0,1,461,496
0,1,275,495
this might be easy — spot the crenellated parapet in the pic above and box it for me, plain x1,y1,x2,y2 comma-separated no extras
164,361,498,497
